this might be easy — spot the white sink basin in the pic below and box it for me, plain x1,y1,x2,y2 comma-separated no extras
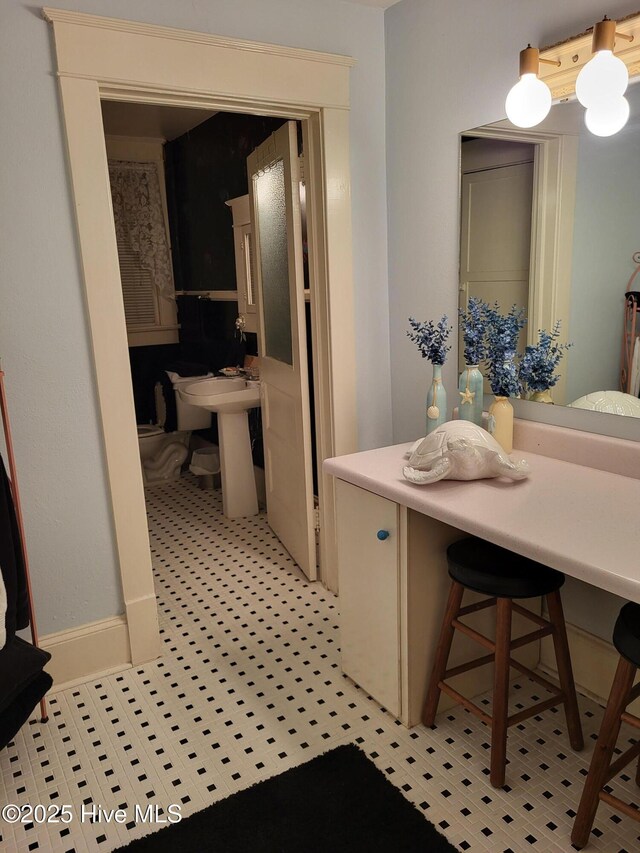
179,377,261,414
179,377,261,519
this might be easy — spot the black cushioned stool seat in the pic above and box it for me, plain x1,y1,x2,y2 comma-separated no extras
613,602,640,667
447,537,565,599
424,536,583,789
573,602,640,848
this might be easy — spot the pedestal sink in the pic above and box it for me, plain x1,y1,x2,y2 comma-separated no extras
179,377,261,518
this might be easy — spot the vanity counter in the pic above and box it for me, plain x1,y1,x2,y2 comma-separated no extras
325,442,640,605
325,440,640,726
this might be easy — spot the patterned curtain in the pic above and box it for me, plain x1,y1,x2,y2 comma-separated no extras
108,160,174,299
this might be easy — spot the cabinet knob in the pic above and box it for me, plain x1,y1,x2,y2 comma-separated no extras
376,529,390,541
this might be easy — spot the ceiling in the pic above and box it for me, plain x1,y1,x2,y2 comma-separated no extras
101,101,216,141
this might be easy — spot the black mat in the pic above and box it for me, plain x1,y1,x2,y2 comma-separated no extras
115,744,458,852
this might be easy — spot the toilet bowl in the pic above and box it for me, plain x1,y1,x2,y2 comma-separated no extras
143,440,189,483
137,424,190,484
137,372,213,484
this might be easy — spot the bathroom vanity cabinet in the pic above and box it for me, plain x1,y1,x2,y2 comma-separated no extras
328,429,640,728
335,478,537,727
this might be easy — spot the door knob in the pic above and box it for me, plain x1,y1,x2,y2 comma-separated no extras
377,530,390,541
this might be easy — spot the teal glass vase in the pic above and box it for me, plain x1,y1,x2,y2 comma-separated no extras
426,364,447,434
457,364,484,426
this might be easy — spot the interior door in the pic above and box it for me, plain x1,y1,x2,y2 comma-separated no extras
248,121,316,581
459,162,534,376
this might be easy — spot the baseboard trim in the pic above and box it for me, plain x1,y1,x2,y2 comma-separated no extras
125,594,162,666
540,621,639,713
41,615,131,691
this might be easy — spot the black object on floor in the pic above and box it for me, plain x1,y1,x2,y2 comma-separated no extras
115,743,458,852
0,637,52,749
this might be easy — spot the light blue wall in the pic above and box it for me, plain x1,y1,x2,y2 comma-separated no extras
385,0,637,443
566,122,640,402
0,0,390,633
384,0,637,641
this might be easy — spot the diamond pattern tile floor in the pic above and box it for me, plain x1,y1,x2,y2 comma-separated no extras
1,474,638,851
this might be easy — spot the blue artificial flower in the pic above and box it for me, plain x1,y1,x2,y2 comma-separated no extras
459,297,489,365
519,321,572,392
483,303,527,397
407,315,453,366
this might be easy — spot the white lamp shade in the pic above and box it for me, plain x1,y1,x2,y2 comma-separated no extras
576,50,628,107
505,73,552,128
584,96,630,136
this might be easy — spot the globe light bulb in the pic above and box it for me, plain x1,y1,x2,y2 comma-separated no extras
576,50,629,107
505,73,552,128
584,96,630,137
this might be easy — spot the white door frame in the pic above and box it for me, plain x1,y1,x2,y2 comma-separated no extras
461,126,578,404
44,7,358,666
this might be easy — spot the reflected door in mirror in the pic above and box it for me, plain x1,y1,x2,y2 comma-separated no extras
459,140,534,385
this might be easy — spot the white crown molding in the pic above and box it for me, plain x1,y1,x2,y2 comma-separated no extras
41,7,356,68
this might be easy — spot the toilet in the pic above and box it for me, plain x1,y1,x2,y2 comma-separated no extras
137,372,212,484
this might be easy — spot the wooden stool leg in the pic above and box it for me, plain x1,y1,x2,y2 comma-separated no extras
490,596,512,788
423,581,465,726
546,589,584,751
636,752,640,787
571,657,637,849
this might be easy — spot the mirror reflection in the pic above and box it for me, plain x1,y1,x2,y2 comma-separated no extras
460,81,640,418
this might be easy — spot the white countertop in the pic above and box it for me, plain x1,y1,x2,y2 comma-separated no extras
324,443,640,604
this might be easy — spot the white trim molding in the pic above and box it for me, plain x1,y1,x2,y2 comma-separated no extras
42,8,356,68
41,615,131,691
541,622,640,715
44,6,357,660
42,8,353,111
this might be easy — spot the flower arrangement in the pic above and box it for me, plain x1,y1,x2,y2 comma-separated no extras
458,297,489,366
519,321,572,393
483,303,526,398
407,316,452,365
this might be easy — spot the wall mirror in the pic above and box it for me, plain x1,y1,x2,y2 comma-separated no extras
459,79,640,437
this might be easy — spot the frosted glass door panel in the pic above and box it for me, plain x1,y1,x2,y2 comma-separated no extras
254,159,293,365
247,121,315,580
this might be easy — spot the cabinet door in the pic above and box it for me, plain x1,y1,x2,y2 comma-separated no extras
336,479,401,716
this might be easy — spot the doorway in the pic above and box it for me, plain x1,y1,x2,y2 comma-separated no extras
104,102,320,583
45,8,357,671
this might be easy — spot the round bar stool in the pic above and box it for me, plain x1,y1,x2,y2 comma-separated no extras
572,602,640,849
424,537,584,788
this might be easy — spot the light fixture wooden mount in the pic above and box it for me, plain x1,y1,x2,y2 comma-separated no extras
539,11,640,99
519,46,561,76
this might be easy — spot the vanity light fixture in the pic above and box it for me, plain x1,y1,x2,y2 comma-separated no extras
505,46,561,128
576,17,633,137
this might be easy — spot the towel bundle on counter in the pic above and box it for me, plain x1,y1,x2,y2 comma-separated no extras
0,455,51,749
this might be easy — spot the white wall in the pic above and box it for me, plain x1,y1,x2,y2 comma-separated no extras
0,0,390,634
385,0,637,641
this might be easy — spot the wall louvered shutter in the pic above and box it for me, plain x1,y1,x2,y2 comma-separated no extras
116,236,158,327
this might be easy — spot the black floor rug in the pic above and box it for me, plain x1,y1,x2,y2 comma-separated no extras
115,744,458,852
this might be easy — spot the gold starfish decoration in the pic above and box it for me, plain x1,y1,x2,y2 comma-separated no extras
459,387,475,405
